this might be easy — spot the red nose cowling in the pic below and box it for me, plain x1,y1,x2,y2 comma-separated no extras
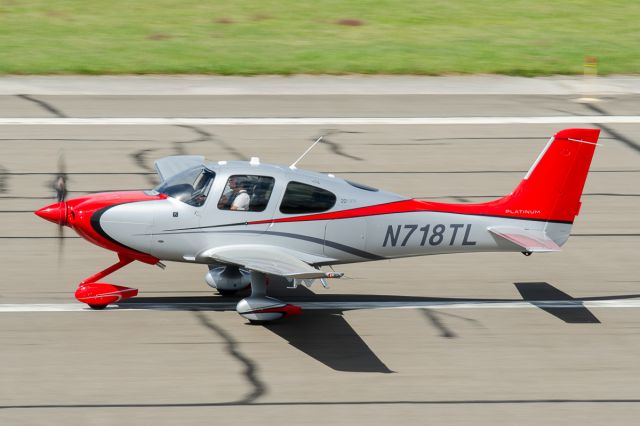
35,202,67,226
34,192,162,266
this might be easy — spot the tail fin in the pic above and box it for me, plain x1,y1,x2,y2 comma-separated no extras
501,128,600,223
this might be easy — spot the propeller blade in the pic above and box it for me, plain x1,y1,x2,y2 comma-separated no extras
55,151,68,264
57,221,65,266
55,151,67,203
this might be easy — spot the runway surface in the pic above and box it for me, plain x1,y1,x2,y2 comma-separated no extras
1,79,639,425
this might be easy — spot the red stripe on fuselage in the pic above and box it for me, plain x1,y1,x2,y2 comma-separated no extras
248,129,599,226
248,198,573,226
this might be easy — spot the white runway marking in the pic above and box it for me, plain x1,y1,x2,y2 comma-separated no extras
0,116,639,126
2,75,640,95
1,299,640,313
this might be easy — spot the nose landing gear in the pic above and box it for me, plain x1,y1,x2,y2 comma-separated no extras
74,254,139,309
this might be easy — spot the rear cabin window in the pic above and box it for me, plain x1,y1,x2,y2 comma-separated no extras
279,181,336,214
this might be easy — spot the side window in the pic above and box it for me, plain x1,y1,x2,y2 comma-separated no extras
279,181,336,214
186,170,215,207
217,175,275,212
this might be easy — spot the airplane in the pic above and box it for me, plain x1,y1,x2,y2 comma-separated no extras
35,128,600,323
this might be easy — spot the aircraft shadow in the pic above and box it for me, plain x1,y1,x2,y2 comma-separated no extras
264,310,393,373
121,285,394,373
119,282,640,372
267,284,393,373
514,282,601,323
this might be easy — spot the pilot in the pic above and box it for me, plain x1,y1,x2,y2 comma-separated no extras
220,176,250,211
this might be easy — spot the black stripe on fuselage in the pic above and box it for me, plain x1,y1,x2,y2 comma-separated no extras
90,203,154,258
163,221,248,232
241,230,385,261
151,228,384,261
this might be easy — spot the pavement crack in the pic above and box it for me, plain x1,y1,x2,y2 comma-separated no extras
173,124,208,155
597,123,640,154
549,107,588,116
0,164,8,194
318,129,363,161
176,125,246,160
192,310,266,404
17,94,67,118
4,398,640,409
581,102,640,153
583,102,609,116
130,148,159,186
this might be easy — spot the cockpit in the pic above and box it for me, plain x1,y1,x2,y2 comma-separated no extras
153,166,215,207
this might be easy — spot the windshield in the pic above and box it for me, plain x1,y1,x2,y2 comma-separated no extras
154,166,216,207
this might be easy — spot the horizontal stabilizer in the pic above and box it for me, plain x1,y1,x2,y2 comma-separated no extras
154,155,205,182
488,226,561,252
197,245,342,279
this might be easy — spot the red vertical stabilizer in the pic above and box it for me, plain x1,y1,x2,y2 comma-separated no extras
498,128,600,223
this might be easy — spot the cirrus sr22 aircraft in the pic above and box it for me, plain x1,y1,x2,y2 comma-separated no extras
35,128,599,323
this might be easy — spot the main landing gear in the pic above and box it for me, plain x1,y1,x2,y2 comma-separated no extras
74,254,139,309
73,256,300,322
236,271,301,324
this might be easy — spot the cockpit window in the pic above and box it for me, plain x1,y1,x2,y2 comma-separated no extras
218,175,275,212
154,167,216,207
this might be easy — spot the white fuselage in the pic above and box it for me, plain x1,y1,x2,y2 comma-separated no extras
97,162,571,266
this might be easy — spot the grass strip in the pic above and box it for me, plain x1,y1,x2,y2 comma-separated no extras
0,0,638,75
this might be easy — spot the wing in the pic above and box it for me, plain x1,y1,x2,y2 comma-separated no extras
488,226,561,252
154,155,205,182
197,245,343,279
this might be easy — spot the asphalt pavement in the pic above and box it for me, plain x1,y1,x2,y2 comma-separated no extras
1,77,639,425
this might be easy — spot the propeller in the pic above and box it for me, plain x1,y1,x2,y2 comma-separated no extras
54,151,68,262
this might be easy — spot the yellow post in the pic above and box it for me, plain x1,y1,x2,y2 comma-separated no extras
584,56,598,78
578,56,599,103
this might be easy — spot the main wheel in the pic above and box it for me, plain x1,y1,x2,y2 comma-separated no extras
217,289,238,297
88,304,108,310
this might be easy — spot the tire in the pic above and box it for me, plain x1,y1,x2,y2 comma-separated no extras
88,304,108,310
217,289,238,297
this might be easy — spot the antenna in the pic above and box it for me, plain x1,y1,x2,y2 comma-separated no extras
289,136,323,169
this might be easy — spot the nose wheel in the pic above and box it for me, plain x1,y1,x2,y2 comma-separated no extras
88,304,108,310
74,255,139,309
236,271,301,323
